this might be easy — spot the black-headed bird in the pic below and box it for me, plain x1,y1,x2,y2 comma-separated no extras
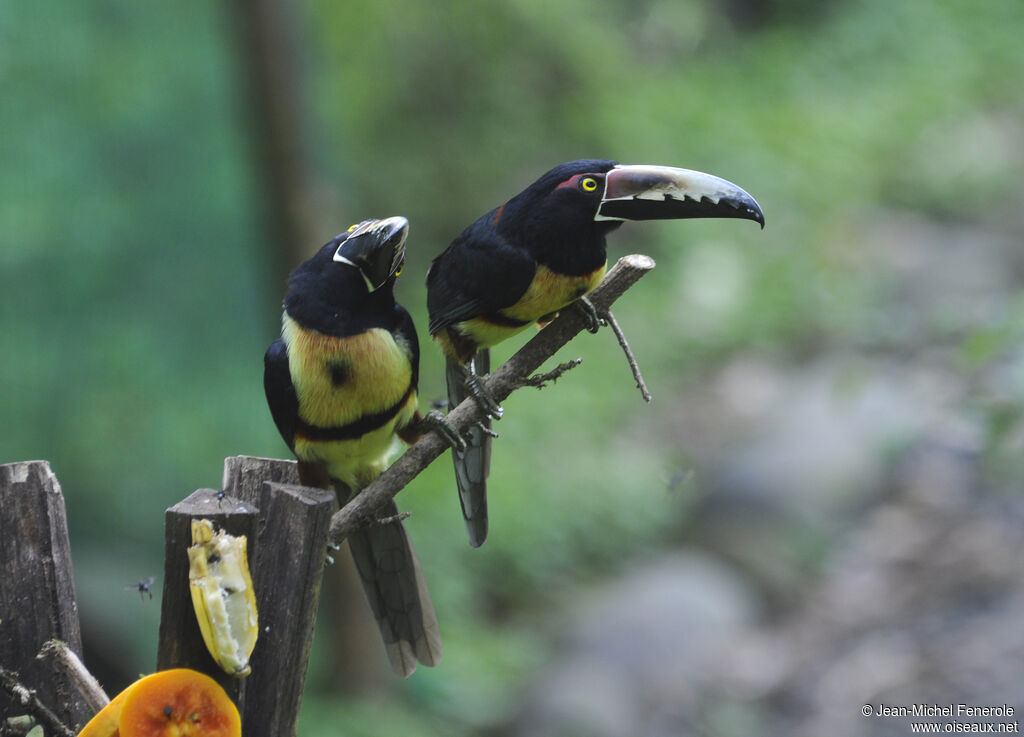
426,159,764,547
264,216,445,677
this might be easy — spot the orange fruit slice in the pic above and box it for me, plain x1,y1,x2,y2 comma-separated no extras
77,668,240,737
76,683,131,737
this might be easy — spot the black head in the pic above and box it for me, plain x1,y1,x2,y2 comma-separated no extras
330,216,409,291
500,158,764,230
497,159,621,241
489,160,619,274
284,216,409,332
490,159,763,273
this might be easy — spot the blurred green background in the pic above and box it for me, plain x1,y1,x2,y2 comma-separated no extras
3,0,1024,735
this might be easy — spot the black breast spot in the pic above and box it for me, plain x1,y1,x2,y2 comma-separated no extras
328,360,350,387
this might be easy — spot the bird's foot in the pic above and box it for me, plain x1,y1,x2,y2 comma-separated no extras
575,296,604,334
420,409,468,454
465,372,504,420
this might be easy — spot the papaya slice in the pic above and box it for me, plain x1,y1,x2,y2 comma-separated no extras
76,683,131,737
115,669,240,737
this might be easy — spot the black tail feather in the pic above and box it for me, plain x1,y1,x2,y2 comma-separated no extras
446,351,491,547
347,499,442,676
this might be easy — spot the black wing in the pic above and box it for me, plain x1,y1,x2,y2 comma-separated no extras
426,214,536,335
263,337,298,453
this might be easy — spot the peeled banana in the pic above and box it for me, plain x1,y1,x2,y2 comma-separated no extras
187,519,258,677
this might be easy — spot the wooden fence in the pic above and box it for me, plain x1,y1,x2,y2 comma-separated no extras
1,455,334,737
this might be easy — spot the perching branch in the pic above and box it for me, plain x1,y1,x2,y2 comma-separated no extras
38,640,109,714
0,665,75,737
328,253,655,545
516,358,584,389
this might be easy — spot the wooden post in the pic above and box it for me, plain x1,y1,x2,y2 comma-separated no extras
0,461,91,731
225,455,390,690
222,454,299,494
222,456,337,737
156,488,258,704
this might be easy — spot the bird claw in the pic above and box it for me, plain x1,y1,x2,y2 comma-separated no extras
576,296,603,334
465,372,504,420
323,541,341,566
421,409,468,454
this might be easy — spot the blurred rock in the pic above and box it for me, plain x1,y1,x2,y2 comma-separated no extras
863,214,1024,319
503,441,1024,737
718,440,1024,737
700,355,971,518
505,553,757,737
668,353,975,605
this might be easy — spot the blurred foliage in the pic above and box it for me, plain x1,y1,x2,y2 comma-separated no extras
2,0,1023,734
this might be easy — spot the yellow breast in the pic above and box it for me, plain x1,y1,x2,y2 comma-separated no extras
282,316,417,486
457,262,607,349
504,263,606,323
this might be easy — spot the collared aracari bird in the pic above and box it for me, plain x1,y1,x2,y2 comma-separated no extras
426,159,764,548
264,216,446,677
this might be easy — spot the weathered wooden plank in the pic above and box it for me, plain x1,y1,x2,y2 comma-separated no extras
155,488,258,705
222,454,299,500
225,455,389,687
222,456,336,737
0,461,90,731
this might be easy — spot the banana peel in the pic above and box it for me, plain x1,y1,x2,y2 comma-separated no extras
187,519,258,677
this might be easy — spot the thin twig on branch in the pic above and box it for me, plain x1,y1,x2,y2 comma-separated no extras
602,310,652,402
327,253,656,545
516,358,584,389
474,423,499,439
0,666,75,737
374,511,411,526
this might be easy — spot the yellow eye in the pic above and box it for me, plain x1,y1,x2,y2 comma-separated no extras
580,177,598,192
395,265,403,276
347,223,358,232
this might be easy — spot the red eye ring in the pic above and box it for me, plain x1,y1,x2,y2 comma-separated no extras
556,173,601,192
